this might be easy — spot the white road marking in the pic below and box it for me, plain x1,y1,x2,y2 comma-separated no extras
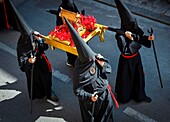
0,89,21,102
52,69,71,83
0,42,17,56
0,68,17,86
54,106,63,111
47,99,59,106
0,42,71,83
123,107,157,122
35,116,67,122
0,65,20,103
46,109,53,112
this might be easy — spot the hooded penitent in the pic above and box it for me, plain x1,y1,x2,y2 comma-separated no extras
9,0,34,66
65,18,114,122
65,17,97,86
114,0,144,36
64,17,110,91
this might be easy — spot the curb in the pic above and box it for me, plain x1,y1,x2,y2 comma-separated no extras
93,0,170,26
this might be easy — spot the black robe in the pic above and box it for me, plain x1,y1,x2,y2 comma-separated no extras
17,37,52,100
115,34,151,103
1,0,52,100
73,58,114,122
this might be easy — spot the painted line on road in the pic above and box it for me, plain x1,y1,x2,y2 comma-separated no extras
35,116,67,122
0,42,17,57
47,99,59,106
52,69,71,83
0,42,71,83
0,68,17,86
0,89,21,102
123,107,157,122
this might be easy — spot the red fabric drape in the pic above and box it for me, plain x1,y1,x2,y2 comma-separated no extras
108,84,119,108
3,1,10,29
41,54,52,72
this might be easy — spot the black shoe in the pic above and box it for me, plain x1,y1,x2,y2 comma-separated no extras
143,96,152,103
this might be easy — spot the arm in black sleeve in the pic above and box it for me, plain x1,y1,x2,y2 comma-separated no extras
108,27,125,35
138,35,151,48
74,85,92,102
36,38,48,51
115,34,126,53
19,52,32,72
41,38,49,50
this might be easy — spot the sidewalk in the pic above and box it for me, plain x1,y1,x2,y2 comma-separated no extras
94,0,170,26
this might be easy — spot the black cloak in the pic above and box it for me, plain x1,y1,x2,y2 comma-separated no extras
65,18,115,122
114,0,152,103
1,0,52,100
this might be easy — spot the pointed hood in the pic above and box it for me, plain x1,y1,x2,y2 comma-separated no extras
114,0,144,35
5,0,36,69
65,19,111,94
64,18,96,63
1,0,34,56
8,0,33,36
9,0,34,55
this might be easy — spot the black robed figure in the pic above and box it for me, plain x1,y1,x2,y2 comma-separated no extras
47,0,83,67
114,0,154,103
65,18,115,122
0,0,58,102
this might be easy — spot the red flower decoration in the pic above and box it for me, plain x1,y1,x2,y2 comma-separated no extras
48,14,97,47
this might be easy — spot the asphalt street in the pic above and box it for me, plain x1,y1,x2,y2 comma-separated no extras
0,0,170,122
